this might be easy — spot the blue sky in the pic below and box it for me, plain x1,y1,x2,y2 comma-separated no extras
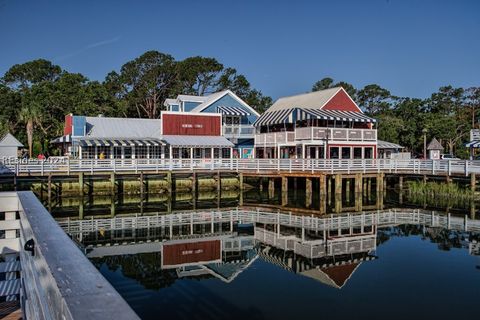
1,0,479,100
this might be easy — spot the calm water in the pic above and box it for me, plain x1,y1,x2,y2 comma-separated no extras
47,187,480,319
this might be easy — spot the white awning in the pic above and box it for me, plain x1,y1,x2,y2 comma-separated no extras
217,106,250,116
51,135,71,144
377,140,403,149
162,135,234,148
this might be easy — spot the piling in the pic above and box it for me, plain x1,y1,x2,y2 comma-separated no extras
79,172,84,197
268,178,275,199
335,174,342,213
399,176,403,191
281,176,288,206
470,173,476,193
239,173,244,206
319,174,326,214
306,177,312,208
110,172,115,195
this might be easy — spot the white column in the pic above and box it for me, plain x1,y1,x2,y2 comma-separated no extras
169,145,173,160
230,147,233,158
190,147,194,159
94,146,98,159
211,147,214,159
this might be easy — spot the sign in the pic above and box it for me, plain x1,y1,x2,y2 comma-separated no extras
470,129,480,141
162,113,221,136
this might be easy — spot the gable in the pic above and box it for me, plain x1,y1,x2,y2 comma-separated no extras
194,91,259,124
322,89,362,112
0,133,23,147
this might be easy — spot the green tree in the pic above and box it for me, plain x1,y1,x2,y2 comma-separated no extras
311,77,334,92
357,84,392,116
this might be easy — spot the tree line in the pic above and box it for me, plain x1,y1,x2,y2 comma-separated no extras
0,51,478,158
312,77,480,158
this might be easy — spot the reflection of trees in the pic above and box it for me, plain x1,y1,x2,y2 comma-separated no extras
376,225,475,252
91,253,213,290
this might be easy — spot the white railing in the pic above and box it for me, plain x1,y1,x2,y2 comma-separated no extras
256,127,377,145
222,125,255,138
2,158,480,176
58,208,480,236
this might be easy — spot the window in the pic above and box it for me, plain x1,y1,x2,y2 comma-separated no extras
150,146,162,159
214,148,220,158
124,147,132,159
329,147,339,159
353,147,362,159
341,147,351,159
181,148,191,159
194,148,202,158
136,146,148,159
364,147,373,159
96,146,110,159
81,146,94,159
172,148,180,159
113,147,122,159
205,148,212,158
222,148,231,158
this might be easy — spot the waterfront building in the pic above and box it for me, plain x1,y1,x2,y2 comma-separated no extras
52,112,234,159
253,87,378,159
0,133,23,159
377,140,406,159
427,138,443,160
164,90,260,158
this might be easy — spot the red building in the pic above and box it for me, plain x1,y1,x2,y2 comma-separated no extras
253,87,377,159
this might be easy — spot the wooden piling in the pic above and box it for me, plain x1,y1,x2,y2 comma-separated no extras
470,173,476,193
110,172,115,195
305,177,312,208
319,174,326,214
355,173,363,212
268,178,275,199
239,173,244,206
345,179,351,205
192,172,197,209
281,176,288,206
399,176,403,191
335,174,342,213
79,172,84,197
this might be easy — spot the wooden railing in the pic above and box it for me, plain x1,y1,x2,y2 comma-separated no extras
2,158,480,176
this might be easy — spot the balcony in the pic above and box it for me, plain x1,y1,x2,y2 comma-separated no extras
222,125,255,139
255,127,377,146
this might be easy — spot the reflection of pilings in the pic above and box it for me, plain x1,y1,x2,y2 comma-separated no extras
399,176,403,191
470,200,476,219
282,176,288,206
79,172,84,197
306,177,312,208
110,172,115,195
192,172,197,210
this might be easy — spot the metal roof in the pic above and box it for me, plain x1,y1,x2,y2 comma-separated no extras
162,135,234,147
85,116,162,139
268,87,343,112
377,140,403,149
0,133,23,147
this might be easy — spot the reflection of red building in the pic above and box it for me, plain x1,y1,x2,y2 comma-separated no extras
162,240,221,267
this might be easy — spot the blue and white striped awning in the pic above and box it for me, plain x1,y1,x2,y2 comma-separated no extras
465,140,480,148
79,138,165,147
51,135,71,144
297,109,377,123
217,106,250,116
253,108,295,127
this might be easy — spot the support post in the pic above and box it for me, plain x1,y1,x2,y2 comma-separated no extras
79,172,84,197
281,176,288,206
471,173,476,193
355,173,363,212
306,177,312,208
268,178,275,199
319,174,326,214
110,172,115,196
239,173,244,206
192,172,197,210
335,174,342,213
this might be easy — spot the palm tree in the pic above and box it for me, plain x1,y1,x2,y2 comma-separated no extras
19,102,41,158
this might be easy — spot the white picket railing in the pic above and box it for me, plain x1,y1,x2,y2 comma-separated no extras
2,158,480,176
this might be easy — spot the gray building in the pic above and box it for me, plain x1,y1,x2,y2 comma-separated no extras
0,133,23,159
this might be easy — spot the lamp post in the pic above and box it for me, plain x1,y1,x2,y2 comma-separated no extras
422,128,428,160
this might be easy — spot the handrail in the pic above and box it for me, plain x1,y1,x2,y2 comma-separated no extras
2,158,480,176
2,192,139,320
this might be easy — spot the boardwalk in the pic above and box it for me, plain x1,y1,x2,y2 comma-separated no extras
3,158,480,176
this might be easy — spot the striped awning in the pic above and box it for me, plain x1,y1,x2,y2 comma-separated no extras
217,106,250,116
79,138,165,147
465,140,480,148
298,109,376,123
253,108,295,127
51,135,71,144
